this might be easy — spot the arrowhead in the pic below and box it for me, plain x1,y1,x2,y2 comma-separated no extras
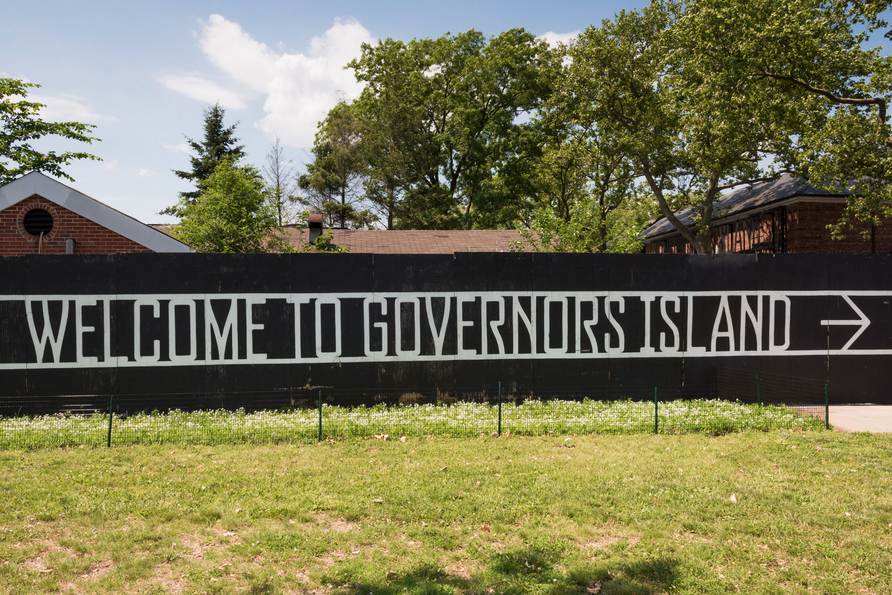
820,295,870,351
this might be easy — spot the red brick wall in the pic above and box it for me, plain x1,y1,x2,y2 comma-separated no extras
0,195,153,256
645,200,892,254
785,202,892,254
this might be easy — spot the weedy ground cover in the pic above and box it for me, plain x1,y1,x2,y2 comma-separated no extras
0,400,826,448
0,431,890,594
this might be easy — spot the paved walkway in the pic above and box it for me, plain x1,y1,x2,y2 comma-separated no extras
828,406,892,433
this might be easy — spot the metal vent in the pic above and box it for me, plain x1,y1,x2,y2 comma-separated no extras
23,209,53,236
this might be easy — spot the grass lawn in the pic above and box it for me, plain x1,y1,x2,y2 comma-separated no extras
1,431,890,594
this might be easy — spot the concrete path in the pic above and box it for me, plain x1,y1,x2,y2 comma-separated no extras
828,406,892,433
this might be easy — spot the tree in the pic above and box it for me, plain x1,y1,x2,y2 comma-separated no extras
676,0,892,239
165,103,245,216
552,0,892,252
348,28,559,229
517,195,652,253
514,103,642,252
297,101,376,229
556,2,818,254
353,53,433,230
0,78,101,185
261,135,298,226
171,159,292,253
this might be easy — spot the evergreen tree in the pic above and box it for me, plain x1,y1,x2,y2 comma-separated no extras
163,103,244,216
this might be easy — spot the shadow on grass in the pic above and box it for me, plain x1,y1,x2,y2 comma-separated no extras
604,557,681,594
330,547,680,595
332,559,468,595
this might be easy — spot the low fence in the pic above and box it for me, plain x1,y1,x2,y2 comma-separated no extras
715,367,829,422
0,368,830,448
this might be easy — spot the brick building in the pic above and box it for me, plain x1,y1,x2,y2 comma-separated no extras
0,172,190,255
641,174,891,254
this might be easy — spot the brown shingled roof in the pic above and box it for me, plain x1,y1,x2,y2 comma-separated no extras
284,228,532,254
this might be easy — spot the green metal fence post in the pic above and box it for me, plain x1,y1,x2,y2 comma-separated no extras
756,373,761,407
318,390,323,442
825,383,830,430
107,395,114,447
497,381,502,436
654,387,659,434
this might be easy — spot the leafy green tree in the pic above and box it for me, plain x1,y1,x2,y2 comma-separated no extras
348,28,558,229
165,103,245,216
171,159,292,253
298,101,376,229
517,195,652,253
353,55,433,230
559,2,816,254
553,0,892,252
0,78,101,185
514,105,641,252
296,229,350,253
679,0,892,239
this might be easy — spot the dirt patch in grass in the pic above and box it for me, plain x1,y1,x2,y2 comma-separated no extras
140,562,187,595
580,525,640,551
22,553,54,574
179,535,213,560
314,515,359,533
449,561,476,581
79,560,113,579
58,560,114,594
21,540,83,574
583,536,622,549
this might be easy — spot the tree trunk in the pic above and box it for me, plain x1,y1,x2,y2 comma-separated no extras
640,158,708,253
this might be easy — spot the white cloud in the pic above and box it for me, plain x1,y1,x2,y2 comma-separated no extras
103,159,118,170
164,15,375,147
539,30,580,47
197,15,278,93
29,93,115,123
158,74,247,109
138,167,157,177
259,18,374,146
163,142,191,153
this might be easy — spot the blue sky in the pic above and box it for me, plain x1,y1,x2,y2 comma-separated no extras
3,0,652,223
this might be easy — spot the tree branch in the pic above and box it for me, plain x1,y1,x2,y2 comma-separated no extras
759,70,887,125
716,171,792,192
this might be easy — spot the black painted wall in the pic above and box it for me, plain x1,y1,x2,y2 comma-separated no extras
1,252,890,406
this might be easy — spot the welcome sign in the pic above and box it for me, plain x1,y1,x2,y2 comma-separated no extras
0,253,889,402
0,290,883,370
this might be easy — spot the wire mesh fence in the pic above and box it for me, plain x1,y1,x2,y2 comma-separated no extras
0,368,831,449
715,367,829,425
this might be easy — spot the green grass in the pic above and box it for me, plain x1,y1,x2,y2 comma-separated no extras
0,431,890,594
0,399,827,448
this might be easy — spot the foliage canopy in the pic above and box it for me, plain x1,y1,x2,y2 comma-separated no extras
343,28,558,230
171,159,292,253
554,0,892,252
0,78,101,185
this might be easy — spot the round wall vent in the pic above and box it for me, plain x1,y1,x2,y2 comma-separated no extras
23,209,54,236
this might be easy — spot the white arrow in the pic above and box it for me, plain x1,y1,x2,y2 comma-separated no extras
820,295,870,351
